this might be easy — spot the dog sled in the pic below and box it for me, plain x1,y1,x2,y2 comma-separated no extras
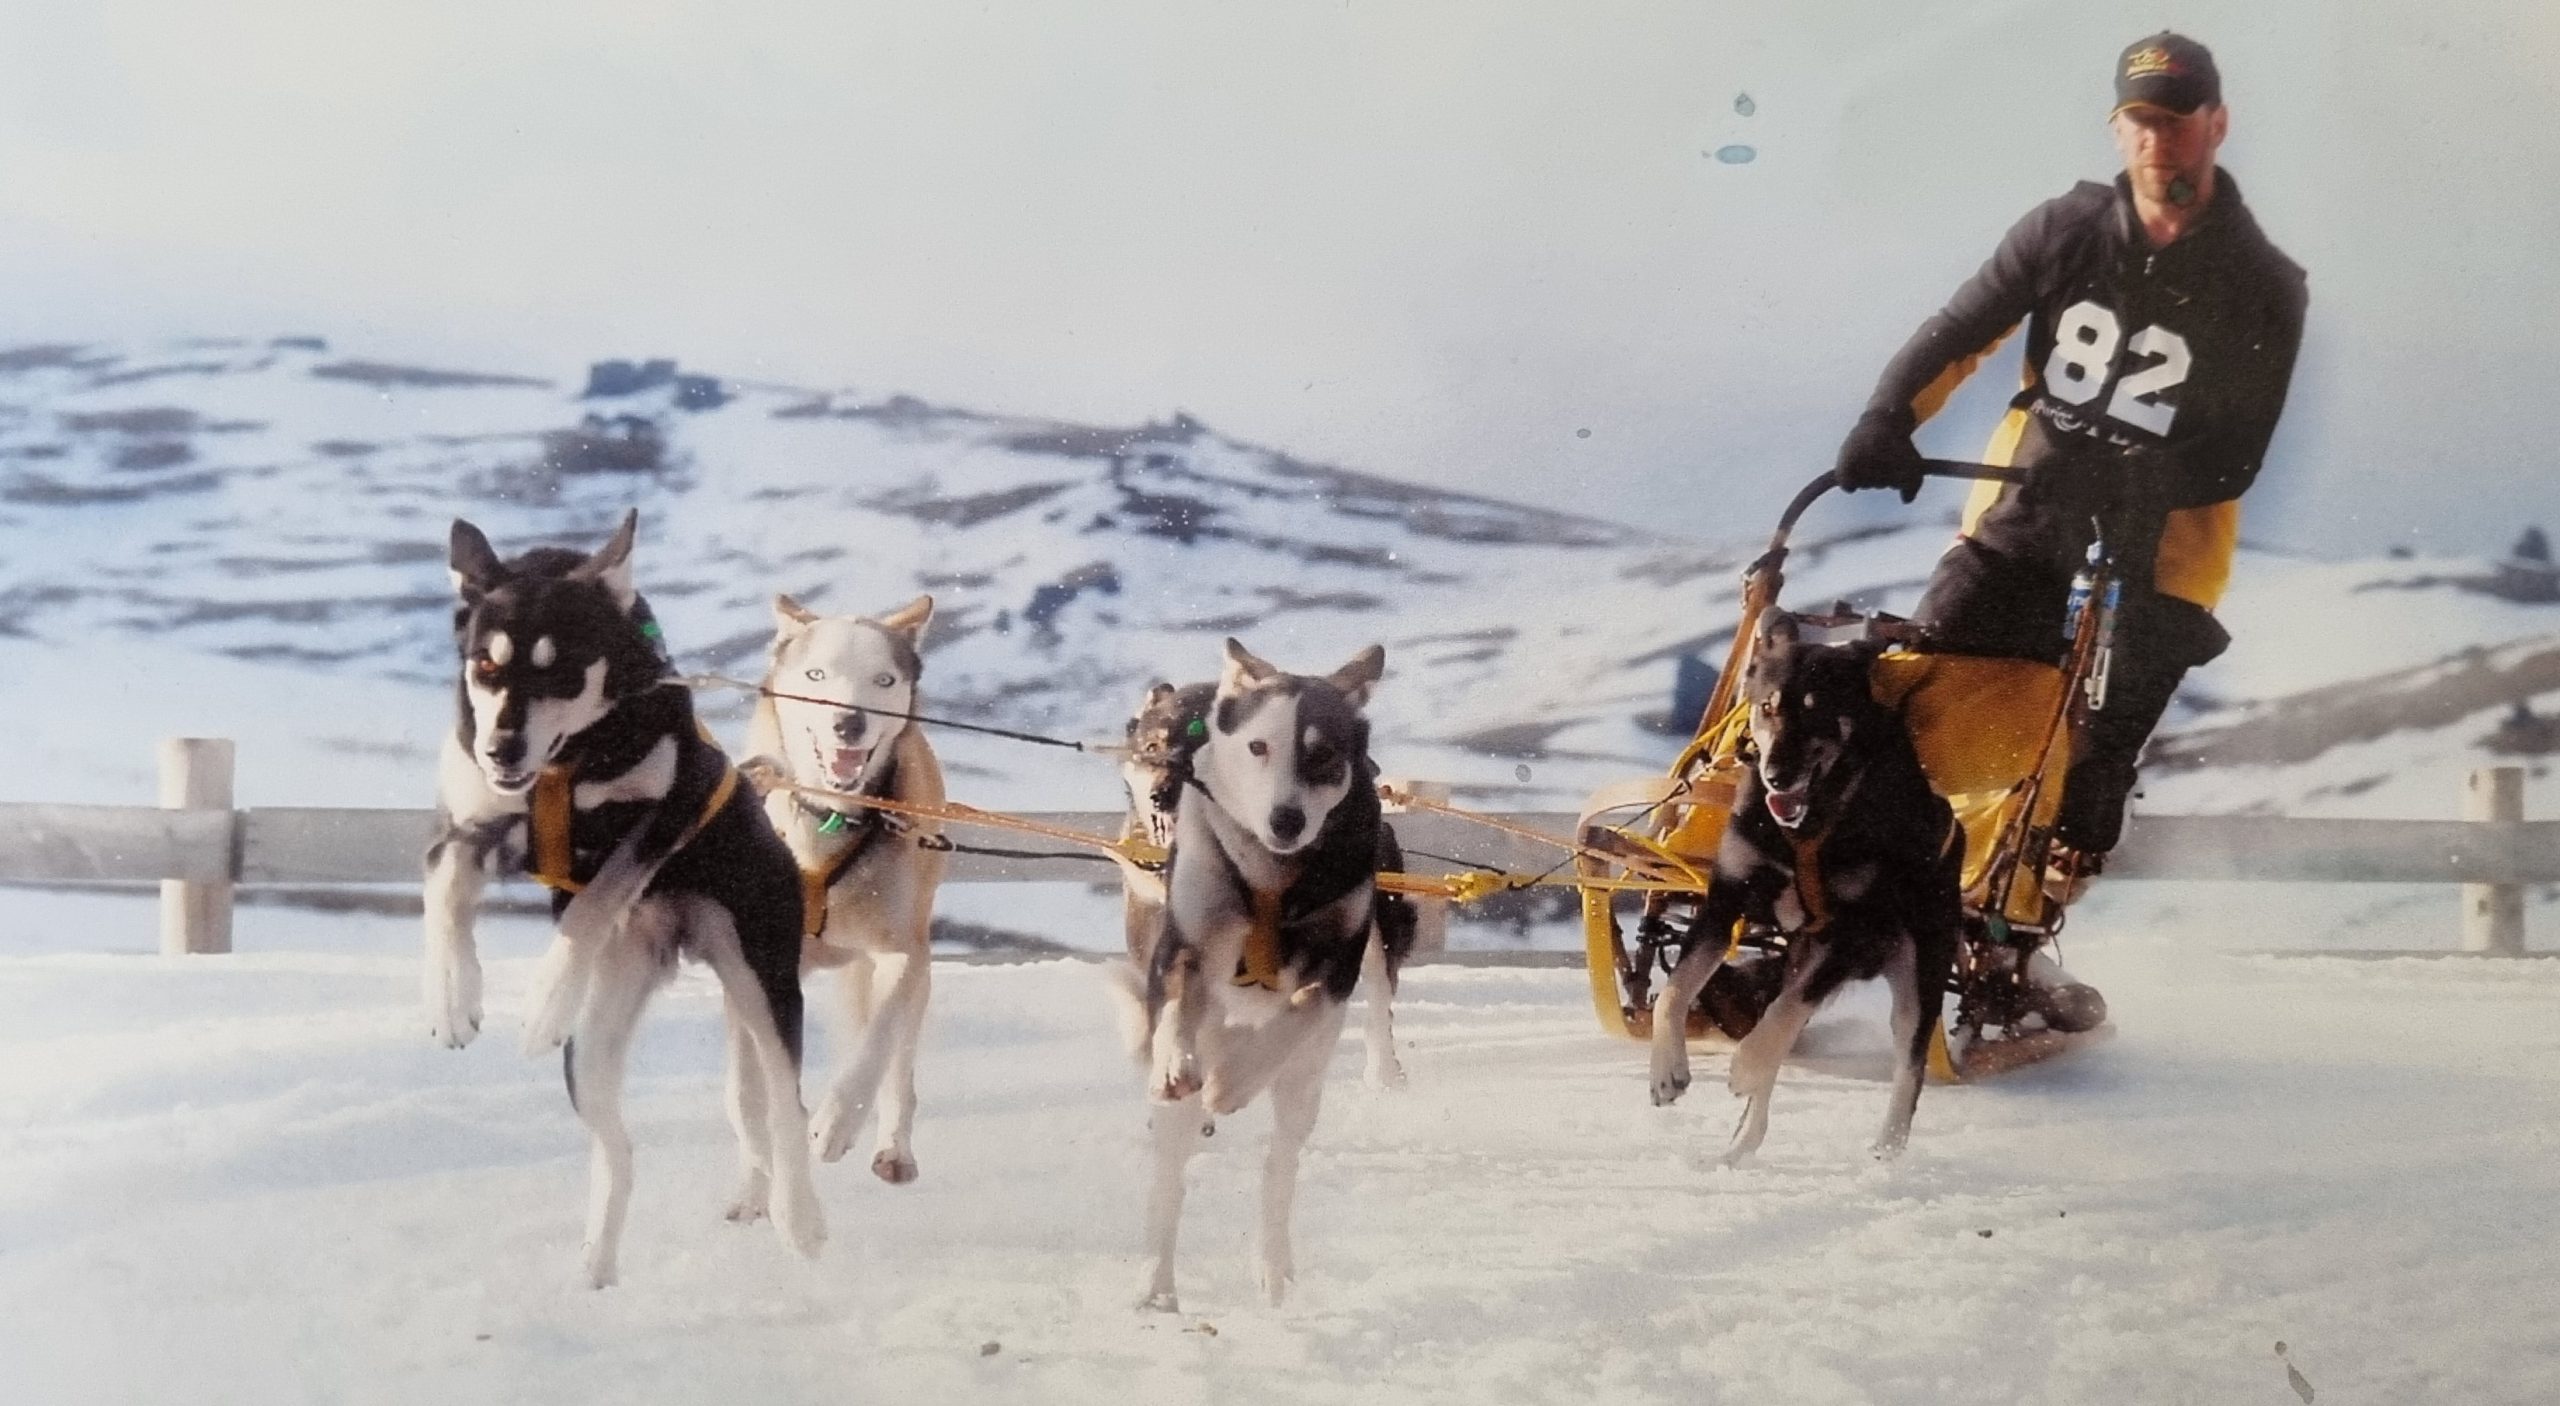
1575,464,2118,1080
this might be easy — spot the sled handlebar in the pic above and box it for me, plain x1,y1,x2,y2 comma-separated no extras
1709,462,2033,743
1762,461,2025,562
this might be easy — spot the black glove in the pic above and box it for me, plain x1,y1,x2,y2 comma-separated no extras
1832,410,1926,503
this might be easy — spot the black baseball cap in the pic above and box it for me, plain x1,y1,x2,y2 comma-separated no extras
2113,32,2221,116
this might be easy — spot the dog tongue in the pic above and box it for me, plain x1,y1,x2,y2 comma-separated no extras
831,747,869,782
1766,787,1808,828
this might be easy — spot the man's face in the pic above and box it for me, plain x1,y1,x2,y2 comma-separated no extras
2110,102,2228,207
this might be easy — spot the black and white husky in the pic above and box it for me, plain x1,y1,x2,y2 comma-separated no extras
745,593,947,1186
421,512,824,1287
1115,678,1411,1089
1646,610,1961,1165
1131,638,1400,1311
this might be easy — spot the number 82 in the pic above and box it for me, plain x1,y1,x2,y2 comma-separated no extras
2043,300,2188,437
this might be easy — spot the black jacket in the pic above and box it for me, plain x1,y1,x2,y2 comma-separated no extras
1865,172,2307,607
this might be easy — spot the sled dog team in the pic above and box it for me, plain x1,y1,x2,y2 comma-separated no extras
426,514,1956,1300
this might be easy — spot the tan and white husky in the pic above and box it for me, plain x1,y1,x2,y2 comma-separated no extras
745,593,948,1186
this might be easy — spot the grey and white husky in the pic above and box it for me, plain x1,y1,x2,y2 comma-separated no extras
1115,678,1411,1090
744,592,947,1187
422,512,824,1287
1129,638,1405,1311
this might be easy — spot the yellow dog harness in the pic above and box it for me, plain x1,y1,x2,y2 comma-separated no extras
1233,889,1285,992
528,762,740,896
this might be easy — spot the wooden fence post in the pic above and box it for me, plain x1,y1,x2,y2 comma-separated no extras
1381,778,1451,955
160,738,236,955
2462,766,2526,956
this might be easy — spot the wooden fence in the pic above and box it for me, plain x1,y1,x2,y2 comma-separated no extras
0,740,2543,958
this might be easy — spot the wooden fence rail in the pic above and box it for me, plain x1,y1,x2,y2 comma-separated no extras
0,742,2537,956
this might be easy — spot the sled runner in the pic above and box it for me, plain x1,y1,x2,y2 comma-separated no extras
1577,465,2118,1080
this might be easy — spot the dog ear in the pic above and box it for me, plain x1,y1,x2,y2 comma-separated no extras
1220,637,1279,693
1143,681,1178,708
772,593,818,634
1745,609,1797,692
570,509,640,611
874,594,934,646
1326,644,1387,708
448,519,505,601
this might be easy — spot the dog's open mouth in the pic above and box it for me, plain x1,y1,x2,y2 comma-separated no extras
826,745,870,788
1764,784,1811,830
800,734,872,790
485,767,538,796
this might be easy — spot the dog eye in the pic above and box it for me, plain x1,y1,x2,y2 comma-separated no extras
472,657,501,681
873,672,896,688
1247,739,1269,758
804,668,826,682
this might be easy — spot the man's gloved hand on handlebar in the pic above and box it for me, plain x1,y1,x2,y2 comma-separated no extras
1831,408,1928,503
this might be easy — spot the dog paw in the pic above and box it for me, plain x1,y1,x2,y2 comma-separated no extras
1868,1133,1910,1162
770,1177,828,1260
1649,1046,1691,1107
519,958,581,1056
724,1170,771,1224
1203,1073,1248,1117
1364,1054,1408,1091
519,1013,570,1058
428,1008,481,1050
1256,1255,1296,1307
871,1149,919,1185
1136,1289,1182,1315
582,1242,618,1291
1150,1051,1201,1104
425,962,482,1049
810,1091,871,1164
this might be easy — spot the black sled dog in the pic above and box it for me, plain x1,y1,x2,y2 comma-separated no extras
1646,610,1962,1165
1132,639,1408,1311
421,511,823,1287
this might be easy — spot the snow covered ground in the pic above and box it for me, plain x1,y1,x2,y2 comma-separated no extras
3,885,2556,1405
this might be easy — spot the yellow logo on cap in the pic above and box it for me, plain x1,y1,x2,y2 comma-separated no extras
2125,47,2182,79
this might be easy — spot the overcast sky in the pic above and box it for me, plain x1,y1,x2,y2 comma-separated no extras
1,1,2554,555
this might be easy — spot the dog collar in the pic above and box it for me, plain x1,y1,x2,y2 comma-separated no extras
792,761,897,832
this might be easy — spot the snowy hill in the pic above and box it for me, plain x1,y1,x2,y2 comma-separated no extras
0,338,2553,824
